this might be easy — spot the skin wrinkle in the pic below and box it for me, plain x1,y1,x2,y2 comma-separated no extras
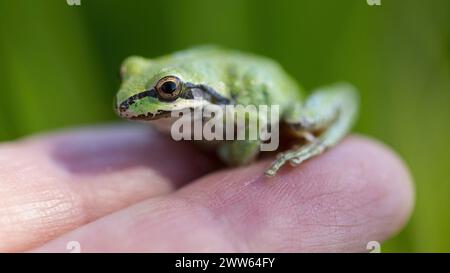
48,136,177,218
26,144,91,222
0,185,84,251
267,167,354,232
128,197,243,252
193,178,260,223
261,196,336,250
168,175,256,252
31,201,81,239
282,145,377,226
275,224,355,252
75,168,173,220
284,185,377,247
184,195,251,252
300,152,408,251
192,199,252,253
273,153,351,201
1,196,72,224
272,196,379,252
176,169,295,251
210,175,261,209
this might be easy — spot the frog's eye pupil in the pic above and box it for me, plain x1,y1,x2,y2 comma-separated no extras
156,76,182,100
161,81,177,94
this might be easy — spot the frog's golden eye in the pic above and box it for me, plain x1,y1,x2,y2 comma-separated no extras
155,76,183,100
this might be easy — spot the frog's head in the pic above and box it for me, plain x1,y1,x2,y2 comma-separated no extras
115,56,228,121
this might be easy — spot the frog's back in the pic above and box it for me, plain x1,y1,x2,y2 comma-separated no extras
158,46,303,110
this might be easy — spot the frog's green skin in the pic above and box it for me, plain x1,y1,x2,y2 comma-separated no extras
115,46,358,176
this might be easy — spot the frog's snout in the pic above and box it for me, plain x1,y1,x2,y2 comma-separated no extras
116,102,128,115
114,96,133,119
115,104,136,120
115,95,172,121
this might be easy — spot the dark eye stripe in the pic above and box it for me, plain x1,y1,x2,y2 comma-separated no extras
117,82,232,113
184,83,231,105
117,89,158,112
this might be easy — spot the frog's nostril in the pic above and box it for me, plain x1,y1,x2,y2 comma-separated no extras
115,101,131,118
118,98,133,113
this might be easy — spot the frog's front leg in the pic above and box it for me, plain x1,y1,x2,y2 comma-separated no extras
218,139,261,166
265,83,359,176
217,105,263,166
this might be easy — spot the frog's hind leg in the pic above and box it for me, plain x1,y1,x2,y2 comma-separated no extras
265,83,359,176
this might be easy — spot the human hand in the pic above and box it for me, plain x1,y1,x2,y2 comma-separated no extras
0,124,413,252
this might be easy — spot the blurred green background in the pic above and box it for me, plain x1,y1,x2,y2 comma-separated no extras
0,0,449,252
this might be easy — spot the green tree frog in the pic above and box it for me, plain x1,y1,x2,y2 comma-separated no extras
115,46,358,176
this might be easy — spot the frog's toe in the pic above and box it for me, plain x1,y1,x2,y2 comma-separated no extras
289,157,302,166
265,156,288,177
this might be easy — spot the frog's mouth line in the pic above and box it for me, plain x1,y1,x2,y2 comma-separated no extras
128,110,172,121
